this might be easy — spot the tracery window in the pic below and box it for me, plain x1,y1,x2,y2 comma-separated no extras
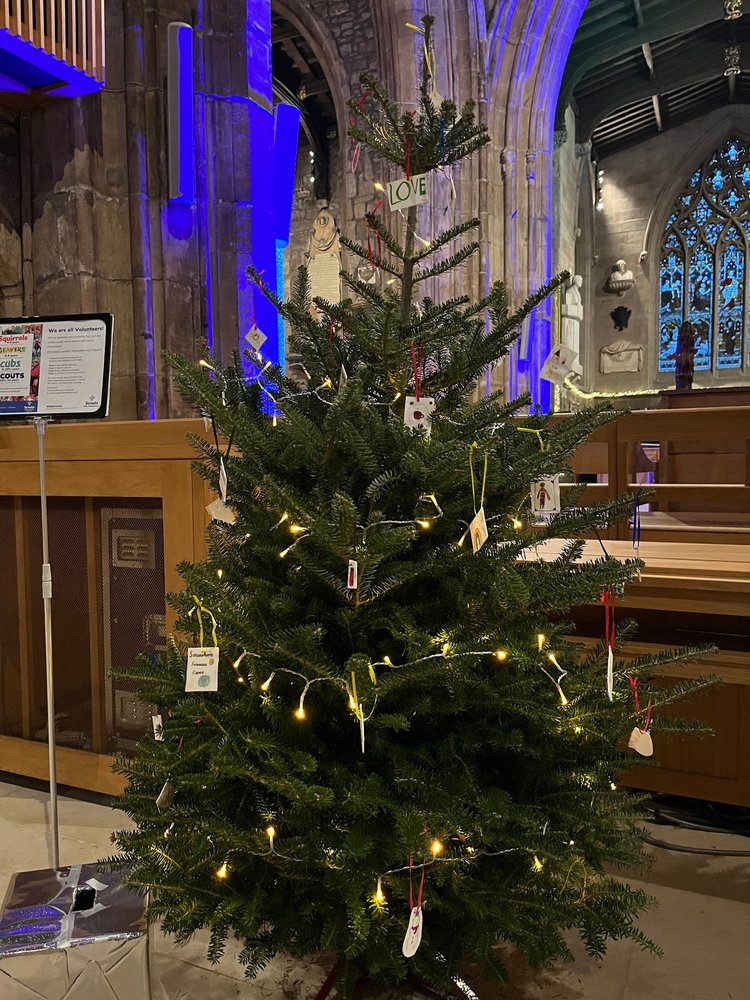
659,137,750,373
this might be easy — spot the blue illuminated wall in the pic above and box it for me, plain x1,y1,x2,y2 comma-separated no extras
487,0,588,412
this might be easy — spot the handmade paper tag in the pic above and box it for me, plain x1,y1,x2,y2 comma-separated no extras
387,174,428,211
206,498,237,526
185,647,219,692
404,395,435,436
156,781,175,812
347,559,358,590
339,364,348,391
219,458,228,503
606,646,614,702
628,727,654,757
152,714,164,741
245,324,267,353
531,476,561,515
540,345,578,385
402,906,424,958
469,507,489,554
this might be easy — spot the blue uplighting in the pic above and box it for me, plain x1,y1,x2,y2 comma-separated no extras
0,26,104,97
169,23,195,204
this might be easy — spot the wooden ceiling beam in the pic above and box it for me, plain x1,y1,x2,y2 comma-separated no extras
577,40,735,139
558,0,723,124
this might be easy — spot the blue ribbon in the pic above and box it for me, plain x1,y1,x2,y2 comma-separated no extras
632,489,642,549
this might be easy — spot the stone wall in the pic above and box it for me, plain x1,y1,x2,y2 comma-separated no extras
582,105,749,395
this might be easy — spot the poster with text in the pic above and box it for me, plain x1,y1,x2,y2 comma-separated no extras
0,314,113,419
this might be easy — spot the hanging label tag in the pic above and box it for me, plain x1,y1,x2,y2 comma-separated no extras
628,727,654,757
152,714,164,741
606,646,614,702
387,173,429,211
219,458,228,503
206,498,237,526
404,395,435,436
156,781,175,812
469,507,489,554
339,365,349,391
245,324,267,354
347,559,358,590
203,416,212,434
531,476,561,516
402,906,423,957
359,714,366,754
540,345,578,385
185,648,219,692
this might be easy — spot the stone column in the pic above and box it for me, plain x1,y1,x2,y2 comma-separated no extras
0,110,22,316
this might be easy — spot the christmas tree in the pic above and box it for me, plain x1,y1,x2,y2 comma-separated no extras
112,18,713,997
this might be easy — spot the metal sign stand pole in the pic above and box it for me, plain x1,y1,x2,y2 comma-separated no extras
34,415,60,869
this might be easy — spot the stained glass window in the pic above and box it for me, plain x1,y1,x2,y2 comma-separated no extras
659,137,750,373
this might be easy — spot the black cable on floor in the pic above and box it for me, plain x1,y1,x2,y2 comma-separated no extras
642,832,750,858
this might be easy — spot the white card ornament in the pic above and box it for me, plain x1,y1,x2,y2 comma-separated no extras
245,324,267,353
218,459,228,504
606,646,614,702
156,780,175,812
404,396,435,436
469,507,489,554
152,714,164,741
185,647,220,692
402,906,423,958
628,727,654,757
531,476,561,516
540,345,578,385
347,559,358,590
206,498,237,526
339,364,348,391
387,174,429,211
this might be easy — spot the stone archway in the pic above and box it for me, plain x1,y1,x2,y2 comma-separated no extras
485,0,589,410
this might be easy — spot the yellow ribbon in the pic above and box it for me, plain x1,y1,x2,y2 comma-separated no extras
406,22,438,98
518,427,547,452
469,442,489,515
192,595,218,648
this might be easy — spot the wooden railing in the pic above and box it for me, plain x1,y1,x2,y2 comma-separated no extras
566,405,750,544
0,0,105,83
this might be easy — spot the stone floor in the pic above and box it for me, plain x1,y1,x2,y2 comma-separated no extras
0,778,748,999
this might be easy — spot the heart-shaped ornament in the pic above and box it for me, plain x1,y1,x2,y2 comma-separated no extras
628,727,653,757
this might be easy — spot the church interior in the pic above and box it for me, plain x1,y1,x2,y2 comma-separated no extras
0,2,748,999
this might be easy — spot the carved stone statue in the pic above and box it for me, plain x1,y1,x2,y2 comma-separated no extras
600,339,643,374
306,208,341,319
674,320,698,390
561,275,583,361
606,259,635,296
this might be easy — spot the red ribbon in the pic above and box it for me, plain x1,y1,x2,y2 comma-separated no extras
409,855,425,911
410,340,425,401
328,319,335,341
403,130,412,180
626,674,653,732
601,587,616,651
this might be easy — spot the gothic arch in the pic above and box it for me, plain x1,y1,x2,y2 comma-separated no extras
271,0,352,197
485,0,588,408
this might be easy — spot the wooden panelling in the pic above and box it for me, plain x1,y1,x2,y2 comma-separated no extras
0,412,747,803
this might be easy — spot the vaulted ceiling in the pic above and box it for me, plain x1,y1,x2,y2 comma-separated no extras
560,0,749,159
